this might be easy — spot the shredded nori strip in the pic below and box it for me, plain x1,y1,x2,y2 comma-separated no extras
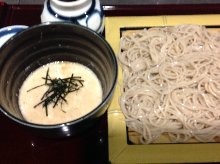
27,68,84,116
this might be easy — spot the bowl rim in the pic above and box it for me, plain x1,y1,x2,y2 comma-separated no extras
0,22,118,129
0,25,28,48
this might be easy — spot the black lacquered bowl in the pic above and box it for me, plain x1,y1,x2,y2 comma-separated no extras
0,22,118,138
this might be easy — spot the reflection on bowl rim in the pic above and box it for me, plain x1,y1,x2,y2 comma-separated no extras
0,22,118,129
0,25,28,48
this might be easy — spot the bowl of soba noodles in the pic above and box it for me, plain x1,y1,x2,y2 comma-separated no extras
0,22,118,137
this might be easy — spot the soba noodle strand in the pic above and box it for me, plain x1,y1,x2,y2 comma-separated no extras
119,24,220,144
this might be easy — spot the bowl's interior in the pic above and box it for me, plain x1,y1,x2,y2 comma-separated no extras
0,23,117,126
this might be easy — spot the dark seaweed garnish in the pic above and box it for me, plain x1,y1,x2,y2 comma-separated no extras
27,68,84,116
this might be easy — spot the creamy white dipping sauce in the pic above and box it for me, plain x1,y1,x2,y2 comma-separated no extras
19,61,102,125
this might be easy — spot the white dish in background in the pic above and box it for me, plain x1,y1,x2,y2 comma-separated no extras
0,25,28,47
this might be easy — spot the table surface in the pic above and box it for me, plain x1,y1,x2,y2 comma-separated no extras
1,2,220,164
0,112,108,164
3,0,220,5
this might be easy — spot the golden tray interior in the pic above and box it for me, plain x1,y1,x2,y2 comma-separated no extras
105,14,220,164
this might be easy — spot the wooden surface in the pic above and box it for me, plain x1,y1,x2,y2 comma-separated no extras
0,111,108,164
3,0,220,5
104,4,220,16
2,3,220,27
0,2,6,27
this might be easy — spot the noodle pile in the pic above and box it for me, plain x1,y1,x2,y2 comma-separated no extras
119,24,220,144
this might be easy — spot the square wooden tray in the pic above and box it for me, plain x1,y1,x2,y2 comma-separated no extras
105,14,220,164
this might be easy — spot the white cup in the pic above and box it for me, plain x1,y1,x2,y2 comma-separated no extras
41,0,104,33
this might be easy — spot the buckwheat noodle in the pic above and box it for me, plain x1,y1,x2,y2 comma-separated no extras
119,24,220,144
